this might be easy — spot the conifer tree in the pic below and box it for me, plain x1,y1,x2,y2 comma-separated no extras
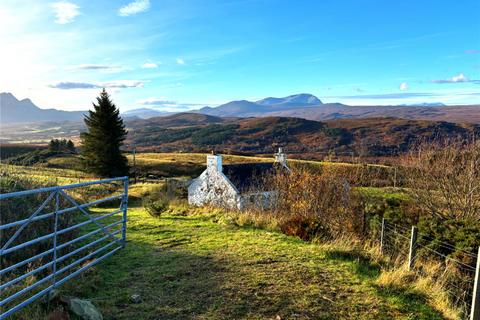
66,140,75,152
80,89,129,177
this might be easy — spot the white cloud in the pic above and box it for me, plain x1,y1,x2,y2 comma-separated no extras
136,96,206,111
399,82,408,91
103,80,145,88
431,73,476,84
138,97,176,106
176,58,185,65
118,0,150,17
48,80,145,89
451,73,469,82
141,62,158,69
51,1,80,24
68,64,120,70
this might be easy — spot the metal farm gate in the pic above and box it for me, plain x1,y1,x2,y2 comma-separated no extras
0,177,128,318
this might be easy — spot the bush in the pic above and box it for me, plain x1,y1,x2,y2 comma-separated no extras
401,139,480,220
417,217,480,266
143,193,170,217
267,166,363,239
279,215,328,241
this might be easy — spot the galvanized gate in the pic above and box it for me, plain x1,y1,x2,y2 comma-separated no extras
0,177,128,319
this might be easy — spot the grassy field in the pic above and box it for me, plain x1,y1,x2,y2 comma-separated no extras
13,202,443,320
5,150,392,179
127,152,276,179
0,163,94,186
3,156,442,319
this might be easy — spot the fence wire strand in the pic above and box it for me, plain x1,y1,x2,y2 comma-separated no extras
377,216,478,318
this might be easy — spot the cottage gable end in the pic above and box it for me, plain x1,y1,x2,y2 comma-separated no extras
188,155,239,208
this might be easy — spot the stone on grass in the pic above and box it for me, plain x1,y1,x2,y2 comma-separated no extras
68,298,103,320
131,294,142,304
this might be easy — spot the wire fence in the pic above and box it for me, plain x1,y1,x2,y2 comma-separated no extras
375,217,479,319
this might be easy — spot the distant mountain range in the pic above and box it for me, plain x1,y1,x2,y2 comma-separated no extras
196,93,325,117
0,92,86,123
1,92,480,125
122,108,173,119
190,94,479,124
400,102,446,107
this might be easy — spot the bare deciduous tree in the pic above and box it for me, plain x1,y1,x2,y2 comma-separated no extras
401,139,480,220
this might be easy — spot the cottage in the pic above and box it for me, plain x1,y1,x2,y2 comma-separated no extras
188,148,289,210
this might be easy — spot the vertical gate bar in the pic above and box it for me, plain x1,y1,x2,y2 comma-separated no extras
408,226,418,271
380,218,386,254
122,178,128,247
52,189,60,288
470,247,480,320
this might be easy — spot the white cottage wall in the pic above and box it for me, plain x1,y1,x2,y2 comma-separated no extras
188,167,241,209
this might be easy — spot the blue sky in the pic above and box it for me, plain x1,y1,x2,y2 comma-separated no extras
0,0,479,111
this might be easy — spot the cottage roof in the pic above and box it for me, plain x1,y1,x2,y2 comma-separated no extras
222,162,284,193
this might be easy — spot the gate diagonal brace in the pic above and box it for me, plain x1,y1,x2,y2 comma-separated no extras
59,190,123,246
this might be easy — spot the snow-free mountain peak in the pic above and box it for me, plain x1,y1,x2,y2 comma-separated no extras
256,93,322,106
194,93,323,117
0,92,86,124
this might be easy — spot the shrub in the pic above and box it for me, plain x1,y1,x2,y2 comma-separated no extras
143,193,170,217
417,217,480,267
267,166,363,239
279,215,328,241
401,139,480,220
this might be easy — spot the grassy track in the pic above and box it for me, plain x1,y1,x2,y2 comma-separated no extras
40,203,442,320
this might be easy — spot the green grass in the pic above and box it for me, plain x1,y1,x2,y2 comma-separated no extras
356,186,409,201
17,203,444,320
3,151,395,185
0,163,94,187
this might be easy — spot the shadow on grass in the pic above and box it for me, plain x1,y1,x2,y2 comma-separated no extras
58,238,306,320
373,283,444,320
324,249,381,279
324,249,444,319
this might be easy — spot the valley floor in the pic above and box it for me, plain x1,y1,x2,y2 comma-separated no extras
16,203,443,320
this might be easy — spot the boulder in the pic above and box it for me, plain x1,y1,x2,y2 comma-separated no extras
68,298,103,320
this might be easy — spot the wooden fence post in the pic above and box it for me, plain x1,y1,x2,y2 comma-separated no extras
380,218,386,254
471,247,480,320
408,226,417,271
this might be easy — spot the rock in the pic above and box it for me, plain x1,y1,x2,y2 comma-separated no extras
130,294,142,304
68,298,103,320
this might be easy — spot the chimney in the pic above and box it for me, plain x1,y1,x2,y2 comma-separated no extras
207,154,223,172
274,147,288,168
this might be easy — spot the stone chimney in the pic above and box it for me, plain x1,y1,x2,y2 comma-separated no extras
207,154,223,172
274,147,288,169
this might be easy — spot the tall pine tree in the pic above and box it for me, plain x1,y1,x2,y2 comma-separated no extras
81,89,129,177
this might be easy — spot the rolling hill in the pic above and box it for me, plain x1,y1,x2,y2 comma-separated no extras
126,114,480,158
